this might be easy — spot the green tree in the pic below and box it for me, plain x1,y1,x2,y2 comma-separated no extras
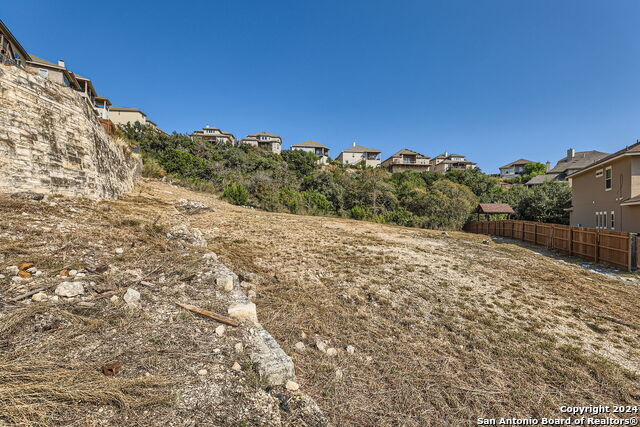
521,162,547,182
222,183,249,206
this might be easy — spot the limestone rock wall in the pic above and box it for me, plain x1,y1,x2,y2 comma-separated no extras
0,65,141,199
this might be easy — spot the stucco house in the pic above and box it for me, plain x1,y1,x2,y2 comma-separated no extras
110,107,148,127
0,19,31,66
526,148,609,186
498,158,536,178
291,140,330,164
430,152,476,173
191,126,235,145
240,131,282,154
336,143,381,167
25,55,80,90
568,141,640,232
381,149,430,173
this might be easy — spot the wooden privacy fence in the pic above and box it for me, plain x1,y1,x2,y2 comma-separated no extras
464,220,638,271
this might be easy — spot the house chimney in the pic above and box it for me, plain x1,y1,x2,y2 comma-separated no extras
545,161,551,171
445,151,448,157
58,59,65,68
352,141,356,147
567,148,575,159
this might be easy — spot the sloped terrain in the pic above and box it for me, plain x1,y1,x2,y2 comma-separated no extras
2,179,639,426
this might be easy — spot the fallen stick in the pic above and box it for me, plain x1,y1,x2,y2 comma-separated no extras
176,302,239,327
11,287,49,302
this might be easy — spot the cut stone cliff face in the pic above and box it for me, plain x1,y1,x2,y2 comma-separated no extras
0,65,141,199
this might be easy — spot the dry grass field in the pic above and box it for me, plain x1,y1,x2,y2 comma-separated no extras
2,178,639,425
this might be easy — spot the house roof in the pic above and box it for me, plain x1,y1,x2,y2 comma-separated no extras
621,194,640,206
26,54,82,90
382,149,429,164
476,203,515,215
526,173,559,185
291,140,329,149
569,142,640,178
547,150,609,174
0,20,31,62
241,136,259,141
27,54,62,69
94,95,111,106
342,144,381,154
499,158,536,169
110,106,147,116
247,131,280,138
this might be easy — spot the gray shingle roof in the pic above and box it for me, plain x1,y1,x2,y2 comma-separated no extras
499,158,536,169
291,140,329,149
548,150,609,174
247,131,280,138
342,144,381,154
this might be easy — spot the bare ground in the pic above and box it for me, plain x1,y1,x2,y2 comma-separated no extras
2,178,639,426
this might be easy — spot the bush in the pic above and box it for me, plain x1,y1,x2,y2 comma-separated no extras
302,190,332,215
222,183,249,206
142,157,166,178
349,206,366,220
278,188,303,214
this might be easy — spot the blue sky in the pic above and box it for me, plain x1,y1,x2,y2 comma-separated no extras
4,0,640,172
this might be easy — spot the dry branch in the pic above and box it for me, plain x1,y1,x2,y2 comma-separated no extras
176,302,239,327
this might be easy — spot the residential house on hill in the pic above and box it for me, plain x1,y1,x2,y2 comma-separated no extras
498,159,536,178
291,140,330,164
0,19,30,66
381,149,430,173
430,152,476,173
26,55,80,90
94,95,111,120
240,131,282,154
526,148,609,186
110,107,148,126
568,141,640,232
191,126,235,145
336,143,381,167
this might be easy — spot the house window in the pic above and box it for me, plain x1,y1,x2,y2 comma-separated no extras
595,169,603,178
605,167,612,190
603,211,608,229
38,69,48,78
610,211,615,229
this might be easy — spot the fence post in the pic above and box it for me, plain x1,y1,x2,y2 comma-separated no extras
533,223,537,245
630,234,637,271
569,227,573,256
550,225,555,249
594,230,599,263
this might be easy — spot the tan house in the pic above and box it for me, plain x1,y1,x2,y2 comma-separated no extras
430,152,476,173
381,149,430,173
336,143,381,167
240,131,282,154
110,107,148,126
498,158,536,178
25,55,80,90
291,140,330,164
0,19,31,66
526,148,609,185
569,142,640,232
191,126,235,144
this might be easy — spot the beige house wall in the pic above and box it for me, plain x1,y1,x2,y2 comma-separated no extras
339,151,380,167
110,110,147,126
570,156,640,232
26,65,65,85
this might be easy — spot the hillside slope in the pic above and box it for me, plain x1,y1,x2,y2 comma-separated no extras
2,179,639,425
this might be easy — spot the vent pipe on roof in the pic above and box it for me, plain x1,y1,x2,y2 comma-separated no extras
545,161,551,171
352,141,356,147
58,60,65,68
567,148,575,159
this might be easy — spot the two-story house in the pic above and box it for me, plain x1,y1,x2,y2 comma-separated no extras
0,19,31,66
569,141,640,232
336,143,381,167
291,140,330,164
191,126,236,145
430,152,477,173
381,149,430,173
25,55,81,90
240,131,282,154
498,159,536,178
526,148,609,186
110,107,148,126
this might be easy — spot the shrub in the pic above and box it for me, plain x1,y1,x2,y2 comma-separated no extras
349,206,366,220
142,157,166,178
222,183,249,206
278,188,303,214
302,190,333,215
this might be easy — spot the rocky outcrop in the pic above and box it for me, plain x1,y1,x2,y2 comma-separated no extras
0,65,141,199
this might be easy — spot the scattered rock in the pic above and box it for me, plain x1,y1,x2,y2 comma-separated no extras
0,274,5,279
285,380,300,391
294,342,306,353
316,340,327,353
197,369,208,376
235,343,244,353
77,301,95,308
202,252,218,261
335,369,344,380
50,296,59,303
232,362,242,371
68,269,78,276
55,281,85,297
326,348,338,357
215,325,226,336
17,270,32,278
26,267,37,273
442,231,449,236
59,269,70,276
6,266,19,274
166,224,207,247
217,275,234,292
31,292,48,302
301,331,307,339
248,290,257,299
102,361,122,376
123,288,141,307
176,199,210,214
482,240,490,245
110,295,120,304
346,345,355,355
228,302,258,324
18,262,34,271
115,248,124,254
11,191,45,201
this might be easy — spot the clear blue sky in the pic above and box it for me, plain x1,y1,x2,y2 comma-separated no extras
4,1,640,172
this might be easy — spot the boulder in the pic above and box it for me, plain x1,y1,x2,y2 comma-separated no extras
123,288,141,307
217,275,234,292
166,224,207,247
294,342,306,353
228,302,258,324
